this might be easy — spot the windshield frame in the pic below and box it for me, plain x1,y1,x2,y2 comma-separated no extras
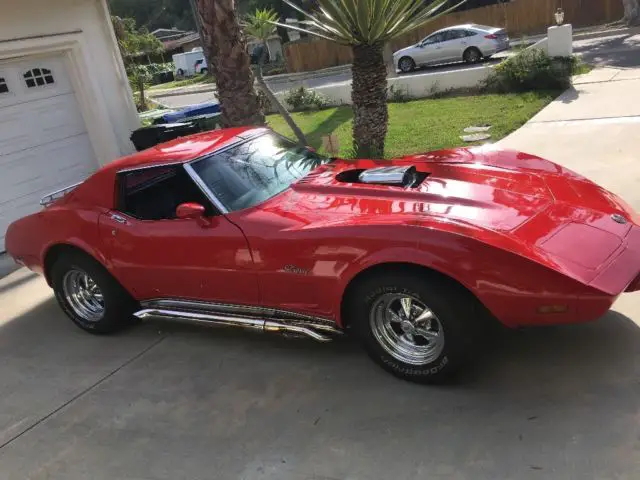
183,130,327,215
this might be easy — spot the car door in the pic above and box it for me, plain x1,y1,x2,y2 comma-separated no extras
439,29,467,63
98,164,260,305
414,32,446,65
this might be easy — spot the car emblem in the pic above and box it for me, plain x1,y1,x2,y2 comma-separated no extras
611,214,627,224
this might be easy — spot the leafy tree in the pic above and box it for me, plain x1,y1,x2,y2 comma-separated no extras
112,16,164,111
195,0,264,127
109,0,196,31
274,0,463,158
244,9,306,144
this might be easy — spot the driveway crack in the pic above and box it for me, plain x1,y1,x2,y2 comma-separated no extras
0,334,166,451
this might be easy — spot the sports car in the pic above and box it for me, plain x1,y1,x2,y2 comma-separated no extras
5,127,640,383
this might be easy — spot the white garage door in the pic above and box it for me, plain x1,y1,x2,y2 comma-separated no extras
0,55,98,251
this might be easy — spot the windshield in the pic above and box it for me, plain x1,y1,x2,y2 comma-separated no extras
190,133,329,212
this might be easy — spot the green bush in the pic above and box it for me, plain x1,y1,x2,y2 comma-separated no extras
484,49,580,93
284,86,327,111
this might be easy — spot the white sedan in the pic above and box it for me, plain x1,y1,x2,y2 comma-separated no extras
393,24,510,73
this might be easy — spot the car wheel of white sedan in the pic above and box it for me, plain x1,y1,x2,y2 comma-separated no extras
51,252,137,334
349,271,473,383
398,56,416,73
463,47,482,64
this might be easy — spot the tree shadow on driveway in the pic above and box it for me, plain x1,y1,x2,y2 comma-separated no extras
1,296,639,479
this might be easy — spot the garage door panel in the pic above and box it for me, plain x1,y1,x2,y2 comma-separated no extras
0,55,98,251
0,135,95,205
0,94,87,157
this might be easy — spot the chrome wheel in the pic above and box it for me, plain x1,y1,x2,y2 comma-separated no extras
62,269,105,322
370,293,445,365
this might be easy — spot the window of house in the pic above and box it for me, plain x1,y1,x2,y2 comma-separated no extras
24,68,55,88
117,165,215,220
0,77,8,94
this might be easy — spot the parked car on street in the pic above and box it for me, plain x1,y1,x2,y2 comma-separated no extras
393,24,510,73
5,128,639,384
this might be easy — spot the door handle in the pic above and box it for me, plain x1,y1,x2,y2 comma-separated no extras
111,213,127,224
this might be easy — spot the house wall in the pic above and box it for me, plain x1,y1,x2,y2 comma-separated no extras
0,0,139,161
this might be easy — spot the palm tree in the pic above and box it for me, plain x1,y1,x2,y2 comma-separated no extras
274,0,463,158
244,9,307,145
195,0,264,126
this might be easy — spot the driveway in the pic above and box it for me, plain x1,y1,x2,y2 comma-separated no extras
2,268,640,479
2,65,640,480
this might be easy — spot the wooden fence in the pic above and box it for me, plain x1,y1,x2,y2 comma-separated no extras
283,0,624,73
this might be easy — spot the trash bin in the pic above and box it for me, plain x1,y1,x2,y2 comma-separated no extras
185,112,223,132
153,70,175,85
130,122,200,151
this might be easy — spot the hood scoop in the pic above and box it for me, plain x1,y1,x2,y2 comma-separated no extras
358,165,418,187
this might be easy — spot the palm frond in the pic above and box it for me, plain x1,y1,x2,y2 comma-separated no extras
274,0,466,45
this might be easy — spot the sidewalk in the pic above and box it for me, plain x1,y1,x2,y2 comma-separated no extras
498,66,640,210
498,65,640,321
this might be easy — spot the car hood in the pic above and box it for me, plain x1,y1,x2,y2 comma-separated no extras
283,146,637,235
393,44,418,57
285,147,554,233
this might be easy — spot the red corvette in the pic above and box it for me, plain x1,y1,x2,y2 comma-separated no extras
6,127,640,382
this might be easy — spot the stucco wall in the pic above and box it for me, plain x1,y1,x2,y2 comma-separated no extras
0,0,139,159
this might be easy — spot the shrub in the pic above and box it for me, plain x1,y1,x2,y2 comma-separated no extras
284,86,327,111
387,84,410,103
483,49,580,93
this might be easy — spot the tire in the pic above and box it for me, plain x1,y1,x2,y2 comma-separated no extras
200,68,208,75
348,272,474,384
398,56,416,73
463,47,482,64
51,252,137,335
176,68,185,77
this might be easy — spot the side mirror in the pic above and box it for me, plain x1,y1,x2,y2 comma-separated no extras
176,202,206,220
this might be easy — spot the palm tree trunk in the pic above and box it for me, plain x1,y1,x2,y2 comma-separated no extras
351,43,388,158
623,0,640,25
255,43,307,146
196,0,264,127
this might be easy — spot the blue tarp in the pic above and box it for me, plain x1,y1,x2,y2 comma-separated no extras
160,102,220,123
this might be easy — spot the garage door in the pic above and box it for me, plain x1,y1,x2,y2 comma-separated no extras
0,55,98,251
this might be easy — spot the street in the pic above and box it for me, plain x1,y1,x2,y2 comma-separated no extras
152,30,640,110
1,27,640,480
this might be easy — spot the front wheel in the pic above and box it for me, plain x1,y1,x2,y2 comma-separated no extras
398,56,416,73
349,272,473,383
51,252,137,334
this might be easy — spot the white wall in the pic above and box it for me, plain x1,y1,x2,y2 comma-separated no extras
272,65,494,110
0,0,139,160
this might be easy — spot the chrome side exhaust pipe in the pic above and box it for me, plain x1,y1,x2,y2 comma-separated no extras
134,308,335,342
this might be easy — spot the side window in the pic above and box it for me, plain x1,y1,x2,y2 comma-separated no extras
464,30,479,37
117,165,214,220
423,32,445,45
443,30,463,41
24,68,55,88
0,77,8,94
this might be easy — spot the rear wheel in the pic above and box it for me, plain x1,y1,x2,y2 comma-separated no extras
398,56,416,73
463,47,482,64
348,272,473,383
51,252,137,334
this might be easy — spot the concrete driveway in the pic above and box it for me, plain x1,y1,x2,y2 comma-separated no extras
1,267,639,480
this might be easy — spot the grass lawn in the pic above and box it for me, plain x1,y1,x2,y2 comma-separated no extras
266,91,557,158
148,74,214,91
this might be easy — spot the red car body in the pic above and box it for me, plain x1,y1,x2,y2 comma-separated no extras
6,127,640,331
